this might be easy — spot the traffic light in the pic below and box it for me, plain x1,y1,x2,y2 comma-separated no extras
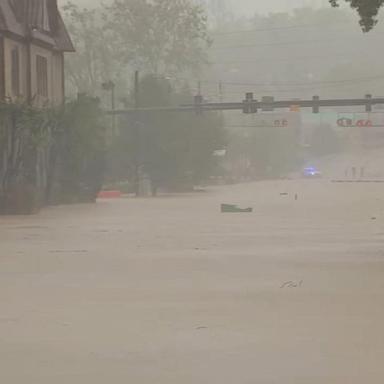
365,94,372,113
243,92,257,114
312,96,319,114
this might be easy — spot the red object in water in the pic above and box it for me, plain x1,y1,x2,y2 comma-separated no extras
97,190,122,199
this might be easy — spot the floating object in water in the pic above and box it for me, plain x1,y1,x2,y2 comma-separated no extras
98,190,122,199
221,204,253,213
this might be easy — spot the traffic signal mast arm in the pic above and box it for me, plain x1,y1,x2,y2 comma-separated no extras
107,94,382,115
188,94,381,113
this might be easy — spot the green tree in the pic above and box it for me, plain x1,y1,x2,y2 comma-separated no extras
62,0,211,98
330,0,384,31
62,2,123,96
108,75,225,193
104,0,211,76
0,103,52,214
51,96,107,203
0,97,107,214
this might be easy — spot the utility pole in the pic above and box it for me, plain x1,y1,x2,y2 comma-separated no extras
134,70,140,109
111,83,116,131
133,71,140,197
111,83,116,121
219,81,223,103
102,80,116,132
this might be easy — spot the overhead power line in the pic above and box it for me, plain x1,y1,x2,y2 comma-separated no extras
211,51,373,65
198,74,384,88
211,21,351,36
212,36,381,50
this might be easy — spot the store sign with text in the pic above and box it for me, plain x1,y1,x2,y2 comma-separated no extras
337,117,373,127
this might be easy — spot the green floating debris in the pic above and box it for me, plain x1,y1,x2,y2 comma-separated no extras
221,204,253,213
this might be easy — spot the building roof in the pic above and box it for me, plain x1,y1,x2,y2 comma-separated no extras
0,0,75,52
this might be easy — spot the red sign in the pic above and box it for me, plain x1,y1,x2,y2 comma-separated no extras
337,118,372,127
274,119,288,127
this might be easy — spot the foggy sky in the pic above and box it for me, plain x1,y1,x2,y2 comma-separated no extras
228,0,324,15
59,0,326,15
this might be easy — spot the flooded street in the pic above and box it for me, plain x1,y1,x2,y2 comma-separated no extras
1,179,384,383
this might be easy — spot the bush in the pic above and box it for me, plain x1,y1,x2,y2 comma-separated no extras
0,97,107,214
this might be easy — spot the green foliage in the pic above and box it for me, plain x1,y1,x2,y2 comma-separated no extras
62,2,123,96
0,102,54,213
62,0,211,96
140,111,225,189
108,75,226,191
0,98,107,214
49,96,107,203
104,0,211,75
330,0,384,31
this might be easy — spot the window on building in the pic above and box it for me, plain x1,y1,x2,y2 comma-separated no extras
36,55,48,98
11,47,20,97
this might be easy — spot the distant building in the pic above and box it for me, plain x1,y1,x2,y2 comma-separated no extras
0,0,74,106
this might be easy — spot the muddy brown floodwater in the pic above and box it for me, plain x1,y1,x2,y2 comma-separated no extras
1,179,384,383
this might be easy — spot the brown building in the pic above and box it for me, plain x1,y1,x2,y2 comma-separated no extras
0,0,74,106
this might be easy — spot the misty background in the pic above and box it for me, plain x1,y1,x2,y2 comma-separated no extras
60,0,376,101
57,0,384,185
3,2,384,383
61,0,327,15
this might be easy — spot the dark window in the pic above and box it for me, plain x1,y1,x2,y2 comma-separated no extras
36,55,48,98
11,47,20,97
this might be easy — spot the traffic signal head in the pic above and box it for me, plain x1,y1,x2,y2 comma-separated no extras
243,93,257,114
312,96,319,114
365,94,372,112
